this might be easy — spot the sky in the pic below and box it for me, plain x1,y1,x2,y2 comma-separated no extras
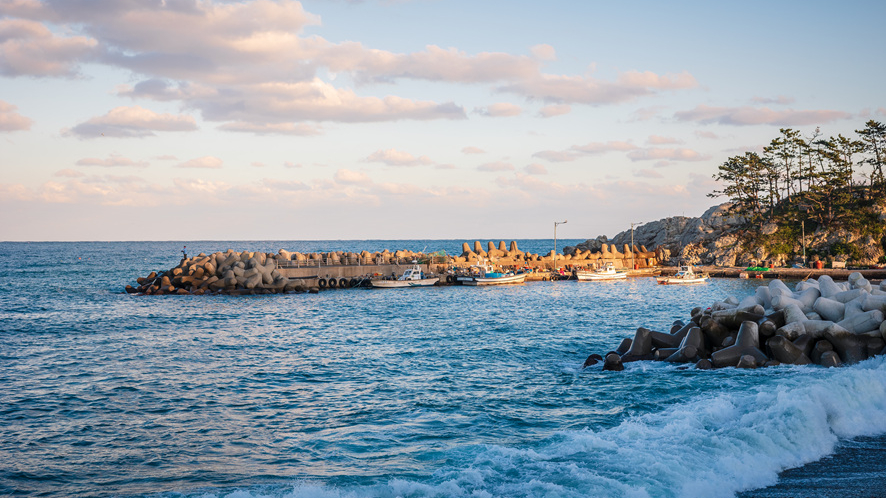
1,0,884,242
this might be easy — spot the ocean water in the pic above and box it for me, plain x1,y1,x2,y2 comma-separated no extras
2,241,885,498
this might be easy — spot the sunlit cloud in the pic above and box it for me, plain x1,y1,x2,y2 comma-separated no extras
694,130,720,140
0,99,32,131
524,163,547,175
461,146,485,154
334,168,372,185
54,169,85,178
474,102,522,117
76,154,149,168
751,95,795,105
626,147,710,162
175,156,223,169
646,135,682,145
64,106,197,139
674,105,852,126
538,104,571,118
284,161,302,168
218,122,322,136
365,148,433,167
0,18,98,77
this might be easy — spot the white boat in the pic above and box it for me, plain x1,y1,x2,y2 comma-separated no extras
370,262,439,288
575,262,627,281
656,265,709,285
457,260,527,286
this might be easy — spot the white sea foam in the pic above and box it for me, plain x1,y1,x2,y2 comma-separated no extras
185,357,886,498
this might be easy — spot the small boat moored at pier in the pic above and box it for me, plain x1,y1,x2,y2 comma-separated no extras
575,262,627,281
457,260,527,286
656,265,709,285
370,262,439,288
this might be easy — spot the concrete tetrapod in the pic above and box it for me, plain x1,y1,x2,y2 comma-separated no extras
711,321,768,368
766,336,812,365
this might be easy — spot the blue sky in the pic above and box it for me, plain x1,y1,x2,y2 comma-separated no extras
1,0,883,241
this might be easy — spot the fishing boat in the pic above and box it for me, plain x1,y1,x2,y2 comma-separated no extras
370,262,439,288
575,262,627,281
656,265,709,285
457,260,527,286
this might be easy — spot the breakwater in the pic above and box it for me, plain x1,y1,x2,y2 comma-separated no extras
588,273,886,371
125,241,660,295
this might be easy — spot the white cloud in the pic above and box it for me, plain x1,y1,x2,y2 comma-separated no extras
538,104,571,118
475,102,522,117
334,168,372,185
54,169,84,178
0,18,97,77
626,148,710,162
498,71,698,104
477,161,514,172
524,163,547,175
365,148,433,167
0,99,32,131
529,44,556,61
461,146,485,154
646,135,682,145
218,122,322,136
284,161,302,168
175,156,223,169
76,154,149,168
674,105,852,126
65,106,197,138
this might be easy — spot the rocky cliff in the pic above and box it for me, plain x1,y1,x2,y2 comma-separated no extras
572,203,886,267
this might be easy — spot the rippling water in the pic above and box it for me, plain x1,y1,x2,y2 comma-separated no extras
2,241,885,498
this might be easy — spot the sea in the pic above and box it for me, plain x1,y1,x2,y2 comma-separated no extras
2,240,886,498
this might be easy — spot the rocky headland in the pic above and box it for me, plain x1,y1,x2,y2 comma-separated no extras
569,202,886,268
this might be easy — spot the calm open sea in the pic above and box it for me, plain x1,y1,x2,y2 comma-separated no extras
2,241,885,498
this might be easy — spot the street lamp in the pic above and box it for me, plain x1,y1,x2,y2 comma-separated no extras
553,220,567,272
630,221,643,270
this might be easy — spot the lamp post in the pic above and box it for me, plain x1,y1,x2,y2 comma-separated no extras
553,220,567,272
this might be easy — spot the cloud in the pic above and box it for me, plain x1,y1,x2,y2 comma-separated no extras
284,161,302,168
365,148,433,167
626,147,710,162
531,150,580,162
646,135,682,145
533,140,639,163
524,163,547,175
334,168,372,185
529,44,556,61
630,105,667,122
461,146,486,154
751,95,795,105
218,122,322,136
674,105,852,126
0,0,703,136
571,141,638,154
153,155,177,160
175,156,223,169
64,106,197,138
434,163,456,170
634,169,664,179
498,70,698,104
694,130,720,140
538,104,571,118
0,99,32,131
0,18,98,77
477,161,514,172
54,169,84,178
75,154,149,168
475,102,522,117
